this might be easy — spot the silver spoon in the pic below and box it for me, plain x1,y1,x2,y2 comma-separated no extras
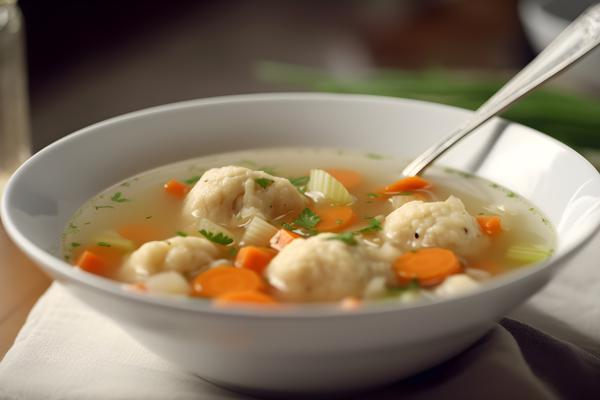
402,3,600,177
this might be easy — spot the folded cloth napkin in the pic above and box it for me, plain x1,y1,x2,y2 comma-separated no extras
2,232,600,400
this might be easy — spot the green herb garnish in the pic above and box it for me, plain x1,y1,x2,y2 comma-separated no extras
199,229,234,245
176,231,188,237
367,192,383,199
145,215,152,219
294,208,321,231
184,175,202,185
255,178,275,189
111,192,130,203
507,191,517,198
386,279,420,297
97,241,111,247
70,242,81,248
95,205,114,210
326,232,357,246
357,218,382,234
366,153,384,160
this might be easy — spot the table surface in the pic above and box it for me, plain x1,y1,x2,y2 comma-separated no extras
0,221,51,359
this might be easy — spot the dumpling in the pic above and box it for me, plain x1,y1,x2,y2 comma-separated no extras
119,236,221,282
182,166,306,227
383,195,488,257
266,233,392,302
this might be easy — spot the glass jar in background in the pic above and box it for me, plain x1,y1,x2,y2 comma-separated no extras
0,0,30,193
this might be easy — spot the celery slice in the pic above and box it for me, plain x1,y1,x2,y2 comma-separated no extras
306,169,353,205
506,244,552,264
242,216,278,247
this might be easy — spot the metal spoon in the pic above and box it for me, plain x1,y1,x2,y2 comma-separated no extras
402,3,600,177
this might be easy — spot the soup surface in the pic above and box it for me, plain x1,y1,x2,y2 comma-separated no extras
63,148,555,307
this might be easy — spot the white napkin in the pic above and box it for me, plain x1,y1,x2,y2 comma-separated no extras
2,232,600,400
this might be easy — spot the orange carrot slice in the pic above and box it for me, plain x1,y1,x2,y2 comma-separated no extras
315,206,357,232
393,247,461,286
76,250,106,275
477,215,503,236
270,229,300,251
384,176,430,194
163,179,189,198
325,169,362,191
215,290,278,306
235,246,277,274
192,266,265,298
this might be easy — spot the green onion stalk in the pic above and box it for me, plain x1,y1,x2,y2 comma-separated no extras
256,62,600,167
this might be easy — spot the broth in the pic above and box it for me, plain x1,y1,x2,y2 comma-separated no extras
62,148,556,305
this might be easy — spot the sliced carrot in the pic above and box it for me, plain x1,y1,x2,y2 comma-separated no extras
384,176,430,194
163,179,189,198
270,229,300,251
117,224,162,246
393,247,461,286
325,169,362,191
192,266,265,297
315,206,357,232
215,290,277,306
76,250,106,275
477,215,503,236
75,245,123,276
235,246,277,274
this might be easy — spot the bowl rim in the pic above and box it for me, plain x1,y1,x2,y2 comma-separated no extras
3,92,599,319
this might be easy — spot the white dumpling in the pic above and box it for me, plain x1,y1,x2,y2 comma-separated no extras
119,236,220,282
266,233,392,302
383,195,488,257
182,166,306,227
434,274,479,298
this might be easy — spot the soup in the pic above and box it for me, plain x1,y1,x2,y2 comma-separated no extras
62,148,555,306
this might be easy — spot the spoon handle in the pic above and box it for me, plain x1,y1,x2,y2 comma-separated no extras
402,3,600,177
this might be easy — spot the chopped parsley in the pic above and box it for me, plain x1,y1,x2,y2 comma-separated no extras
366,153,384,160
184,175,202,185
357,218,382,234
70,242,81,248
97,241,111,247
95,205,114,210
254,178,275,189
507,191,517,198
199,229,234,245
282,208,321,236
111,192,130,203
327,232,357,246
145,215,153,219
294,208,320,231
367,192,384,199
176,231,188,237
386,279,420,297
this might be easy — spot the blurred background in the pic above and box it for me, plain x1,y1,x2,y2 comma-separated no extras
16,0,600,154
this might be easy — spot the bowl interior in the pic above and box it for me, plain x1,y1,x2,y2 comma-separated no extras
3,93,600,307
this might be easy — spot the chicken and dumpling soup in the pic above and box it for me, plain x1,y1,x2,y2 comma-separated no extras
62,148,556,307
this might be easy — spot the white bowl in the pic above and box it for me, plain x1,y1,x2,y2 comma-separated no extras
3,93,600,396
